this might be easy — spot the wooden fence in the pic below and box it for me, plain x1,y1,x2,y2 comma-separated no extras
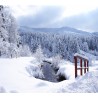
74,54,89,78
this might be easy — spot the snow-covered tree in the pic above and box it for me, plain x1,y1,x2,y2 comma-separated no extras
7,15,20,44
82,42,89,52
19,45,32,57
34,45,44,64
0,5,9,57
52,55,62,69
26,65,44,79
0,5,21,58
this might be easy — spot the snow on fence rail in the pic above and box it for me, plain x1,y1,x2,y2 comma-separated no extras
74,53,89,78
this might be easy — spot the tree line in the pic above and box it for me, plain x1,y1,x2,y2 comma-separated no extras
20,31,98,61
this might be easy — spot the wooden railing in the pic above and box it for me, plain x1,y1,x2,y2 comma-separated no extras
74,54,89,78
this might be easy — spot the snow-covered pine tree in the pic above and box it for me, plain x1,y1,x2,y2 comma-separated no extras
0,5,10,57
52,55,62,70
82,42,89,52
34,45,44,65
7,14,20,44
19,44,32,57
0,5,23,58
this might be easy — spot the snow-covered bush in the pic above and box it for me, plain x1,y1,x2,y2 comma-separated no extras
34,45,45,64
10,90,18,93
52,55,62,70
19,45,32,57
79,50,96,66
25,65,44,79
0,86,6,93
56,66,68,81
81,42,89,52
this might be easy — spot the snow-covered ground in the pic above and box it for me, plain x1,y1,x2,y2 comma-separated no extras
0,57,98,93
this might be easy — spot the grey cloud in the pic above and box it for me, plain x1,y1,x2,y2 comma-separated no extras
17,6,98,32
58,9,98,32
17,6,64,27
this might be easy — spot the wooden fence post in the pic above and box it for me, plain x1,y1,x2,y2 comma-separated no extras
87,60,89,71
80,59,82,75
74,56,77,78
84,60,86,73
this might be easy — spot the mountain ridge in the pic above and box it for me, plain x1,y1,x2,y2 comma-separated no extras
18,26,92,36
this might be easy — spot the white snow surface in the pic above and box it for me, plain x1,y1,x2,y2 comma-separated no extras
0,57,98,93
74,53,88,60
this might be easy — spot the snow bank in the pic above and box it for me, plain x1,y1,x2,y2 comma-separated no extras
0,57,98,93
74,53,88,60
0,57,46,93
0,86,6,93
57,60,75,80
57,70,98,93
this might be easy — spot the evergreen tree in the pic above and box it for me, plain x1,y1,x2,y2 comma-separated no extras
34,45,44,64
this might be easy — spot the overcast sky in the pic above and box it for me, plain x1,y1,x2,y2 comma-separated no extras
3,0,98,32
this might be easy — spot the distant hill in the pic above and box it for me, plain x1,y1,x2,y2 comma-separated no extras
93,32,98,37
18,26,91,36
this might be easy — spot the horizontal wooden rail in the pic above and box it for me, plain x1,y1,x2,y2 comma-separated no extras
77,67,89,69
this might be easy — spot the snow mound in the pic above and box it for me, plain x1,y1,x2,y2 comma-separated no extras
57,70,98,93
57,60,75,80
0,86,6,93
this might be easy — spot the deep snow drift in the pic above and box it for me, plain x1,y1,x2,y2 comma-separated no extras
0,57,98,93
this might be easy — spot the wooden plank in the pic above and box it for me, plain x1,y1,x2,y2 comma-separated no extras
80,59,82,75
74,55,88,61
77,67,89,69
84,60,86,73
87,61,89,71
74,57,77,78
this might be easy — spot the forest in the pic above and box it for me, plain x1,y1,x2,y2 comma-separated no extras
0,5,98,62
20,29,98,62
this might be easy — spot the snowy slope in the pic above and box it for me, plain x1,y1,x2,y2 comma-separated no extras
0,57,98,93
57,70,98,93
